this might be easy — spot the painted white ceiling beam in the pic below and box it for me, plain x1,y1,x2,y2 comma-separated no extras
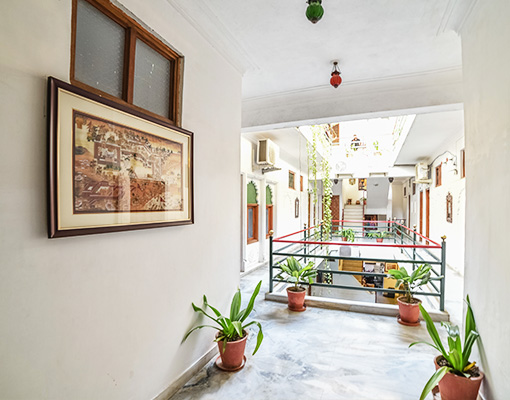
242,67,463,131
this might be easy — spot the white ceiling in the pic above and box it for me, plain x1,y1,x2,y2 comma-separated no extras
168,0,462,100
394,109,464,164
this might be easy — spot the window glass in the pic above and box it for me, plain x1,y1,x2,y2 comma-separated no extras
248,208,254,238
75,0,125,97
134,39,172,118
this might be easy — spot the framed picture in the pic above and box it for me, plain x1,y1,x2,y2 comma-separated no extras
295,198,299,218
47,77,193,238
446,192,453,223
358,178,367,191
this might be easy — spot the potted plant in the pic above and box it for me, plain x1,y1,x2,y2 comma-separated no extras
339,228,355,242
183,281,264,371
387,264,432,326
277,256,316,312
366,231,389,243
411,296,483,400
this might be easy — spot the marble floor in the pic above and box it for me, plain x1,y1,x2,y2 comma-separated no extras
170,266,451,400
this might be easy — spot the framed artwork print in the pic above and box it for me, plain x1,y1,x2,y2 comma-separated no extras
47,77,193,238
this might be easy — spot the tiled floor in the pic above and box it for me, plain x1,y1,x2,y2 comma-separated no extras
170,265,452,400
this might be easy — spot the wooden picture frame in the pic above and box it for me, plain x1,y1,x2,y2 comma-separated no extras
446,192,453,223
47,77,193,238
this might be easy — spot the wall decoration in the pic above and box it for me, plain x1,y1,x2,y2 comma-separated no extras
47,77,193,238
295,198,300,218
412,182,416,195
288,170,296,189
358,178,367,191
446,192,453,223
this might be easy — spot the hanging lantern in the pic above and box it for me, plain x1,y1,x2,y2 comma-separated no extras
330,61,342,88
306,0,324,24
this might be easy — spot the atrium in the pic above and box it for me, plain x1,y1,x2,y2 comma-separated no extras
0,1,508,400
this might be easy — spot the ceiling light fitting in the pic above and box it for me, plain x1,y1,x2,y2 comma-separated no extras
330,61,342,88
306,0,324,24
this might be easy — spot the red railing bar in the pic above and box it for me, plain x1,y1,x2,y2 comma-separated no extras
393,221,441,246
273,238,441,249
275,224,317,240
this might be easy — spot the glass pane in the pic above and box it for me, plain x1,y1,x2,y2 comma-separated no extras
133,39,171,118
266,208,269,234
248,208,254,238
75,0,125,97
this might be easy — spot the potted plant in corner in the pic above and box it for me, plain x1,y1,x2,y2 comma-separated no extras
387,264,432,326
339,227,355,242
366,231,389,243
183,281,264,372
277,256,316,312
411,296,483,400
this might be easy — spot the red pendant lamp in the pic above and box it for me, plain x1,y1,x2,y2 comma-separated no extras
330,61,342,88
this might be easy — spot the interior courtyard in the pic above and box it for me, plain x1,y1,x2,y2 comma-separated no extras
0,1,508,399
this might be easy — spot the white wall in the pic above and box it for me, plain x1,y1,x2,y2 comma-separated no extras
341,179,363,205
427,136,465,274
240,137,308,271
391,182,405,220
461,1,510,398
0,1,242,399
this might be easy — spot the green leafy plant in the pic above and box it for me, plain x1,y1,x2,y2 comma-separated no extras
277,256,317,291
339,228,355,242
183,281,264,355
366,231,390,239
387,264,432,303
410,296,480,400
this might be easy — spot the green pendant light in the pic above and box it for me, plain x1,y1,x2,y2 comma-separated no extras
306,0,324,24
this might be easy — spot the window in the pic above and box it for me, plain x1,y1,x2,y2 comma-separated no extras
71,0,183,125
300,175,303,191
247,181,258,244
289,171,295,189
435,164,442,187
460,149,466,178
266,185,273,238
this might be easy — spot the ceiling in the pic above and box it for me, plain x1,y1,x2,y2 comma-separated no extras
168,0,462,100
395,109,464,164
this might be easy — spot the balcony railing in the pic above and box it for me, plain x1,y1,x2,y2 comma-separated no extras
268,220,447,311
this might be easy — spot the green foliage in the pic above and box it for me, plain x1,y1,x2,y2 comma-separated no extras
277,256,317,291
183,281,264,356
339,228,355,242
366,231,390,239
321,135,333,241
387,264,432,303
410,296,480,400
307,131,319,239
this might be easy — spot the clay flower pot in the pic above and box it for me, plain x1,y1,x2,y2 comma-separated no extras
342,237,348,242
434,356,484,400
287,287,307,312
376,238,383,243
397,296,421,326
216,332,247,371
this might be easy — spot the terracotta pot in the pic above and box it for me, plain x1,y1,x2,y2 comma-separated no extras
376,238,383,243
434,356,484,400
216,331,247,369
397,296,421,325
342,237,348,241
287,287,306,312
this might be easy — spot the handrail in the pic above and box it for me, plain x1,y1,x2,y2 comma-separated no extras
274,239,441,249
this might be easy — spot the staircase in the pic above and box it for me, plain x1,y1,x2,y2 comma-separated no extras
343,204,364,228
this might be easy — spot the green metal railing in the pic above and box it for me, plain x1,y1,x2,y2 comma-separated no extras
269,219,447,311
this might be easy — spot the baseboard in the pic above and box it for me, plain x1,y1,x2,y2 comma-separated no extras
265,292,450,322
153,345,217,400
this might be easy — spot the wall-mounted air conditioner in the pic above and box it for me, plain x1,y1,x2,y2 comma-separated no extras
415,162,432,184
256,139,278,166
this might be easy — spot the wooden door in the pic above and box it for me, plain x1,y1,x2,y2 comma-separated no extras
426,189,430,243
331,195,340,232
419,191,423,240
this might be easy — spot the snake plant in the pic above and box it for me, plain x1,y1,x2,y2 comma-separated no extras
183,281,264,355
411,296,480,400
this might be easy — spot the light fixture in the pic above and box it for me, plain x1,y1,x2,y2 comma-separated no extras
330,61,342,88
306,0,324,24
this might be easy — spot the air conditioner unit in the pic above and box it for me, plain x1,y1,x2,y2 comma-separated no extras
256,139,278,166
415,162,432,184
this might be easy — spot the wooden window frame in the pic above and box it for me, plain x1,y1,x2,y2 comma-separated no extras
247,204,259,244
71,0,183,126
460,149,466,179
289,171,295,190
266,205,273,238
435,164,442,187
